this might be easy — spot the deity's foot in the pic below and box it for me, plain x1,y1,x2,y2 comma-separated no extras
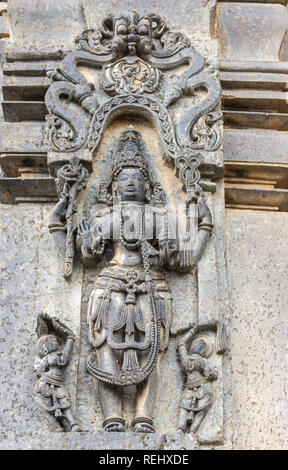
71,423,82,432
132,417,155,433
103,416,126,432
134,423,154,433
104,422,125,432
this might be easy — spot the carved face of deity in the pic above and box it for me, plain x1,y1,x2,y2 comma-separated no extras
116,168,146,202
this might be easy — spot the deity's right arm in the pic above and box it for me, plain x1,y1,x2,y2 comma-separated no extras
79,207,110,264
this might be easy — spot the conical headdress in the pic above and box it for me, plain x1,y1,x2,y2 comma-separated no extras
112,127,149,180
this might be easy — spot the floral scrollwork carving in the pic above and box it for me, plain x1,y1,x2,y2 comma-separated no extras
76,28,113,55
102,57,161,95
45,114,87,153
188,111,223,151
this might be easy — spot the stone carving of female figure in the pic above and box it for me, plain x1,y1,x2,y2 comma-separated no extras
34,313,81,431
49,127,213,433
177,331,218,437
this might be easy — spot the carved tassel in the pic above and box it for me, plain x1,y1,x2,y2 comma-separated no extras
123,291,137,335
156,295,166,325
122,291,140,371
178,201,197,270
125,303,136,335
94,290,111,332
122,348,139,371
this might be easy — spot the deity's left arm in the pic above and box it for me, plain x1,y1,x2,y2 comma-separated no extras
156,207,178,269
177,196,213,273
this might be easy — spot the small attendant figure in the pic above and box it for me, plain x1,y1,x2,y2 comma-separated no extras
177,328,218,437
34,313,81,432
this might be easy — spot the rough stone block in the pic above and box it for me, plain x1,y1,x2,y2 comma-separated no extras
225,210,288,449
217,3,288,61
224,129,288,164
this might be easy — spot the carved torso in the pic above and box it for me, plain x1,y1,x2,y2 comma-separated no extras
86,202,173,268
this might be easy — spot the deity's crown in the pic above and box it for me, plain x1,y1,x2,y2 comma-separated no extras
112,126,149,180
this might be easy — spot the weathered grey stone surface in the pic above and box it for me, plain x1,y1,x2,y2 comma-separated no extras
0,431,165,450
7,0,86,50
218,3,288,62
0,123,44,154
0,204,83,434
226,210,288,450
224,129,288,164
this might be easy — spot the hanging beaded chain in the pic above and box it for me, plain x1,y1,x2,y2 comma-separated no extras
141,240,153,281
120,205,145,248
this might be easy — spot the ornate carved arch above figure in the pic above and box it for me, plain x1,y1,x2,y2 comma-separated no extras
45,11,223,194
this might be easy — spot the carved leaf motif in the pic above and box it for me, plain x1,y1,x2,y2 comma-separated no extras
35,313,75,340
76,28,113,55
152,30,191,57
188,111,223,151
45,114,87,152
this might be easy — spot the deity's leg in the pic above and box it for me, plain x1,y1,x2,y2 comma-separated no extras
88,289,126,431
133,353,162,433
96,343,125,432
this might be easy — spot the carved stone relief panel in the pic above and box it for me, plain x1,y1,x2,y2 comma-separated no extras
38,9,226,448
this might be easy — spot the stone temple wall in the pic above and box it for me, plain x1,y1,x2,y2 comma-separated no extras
0,0,287,450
